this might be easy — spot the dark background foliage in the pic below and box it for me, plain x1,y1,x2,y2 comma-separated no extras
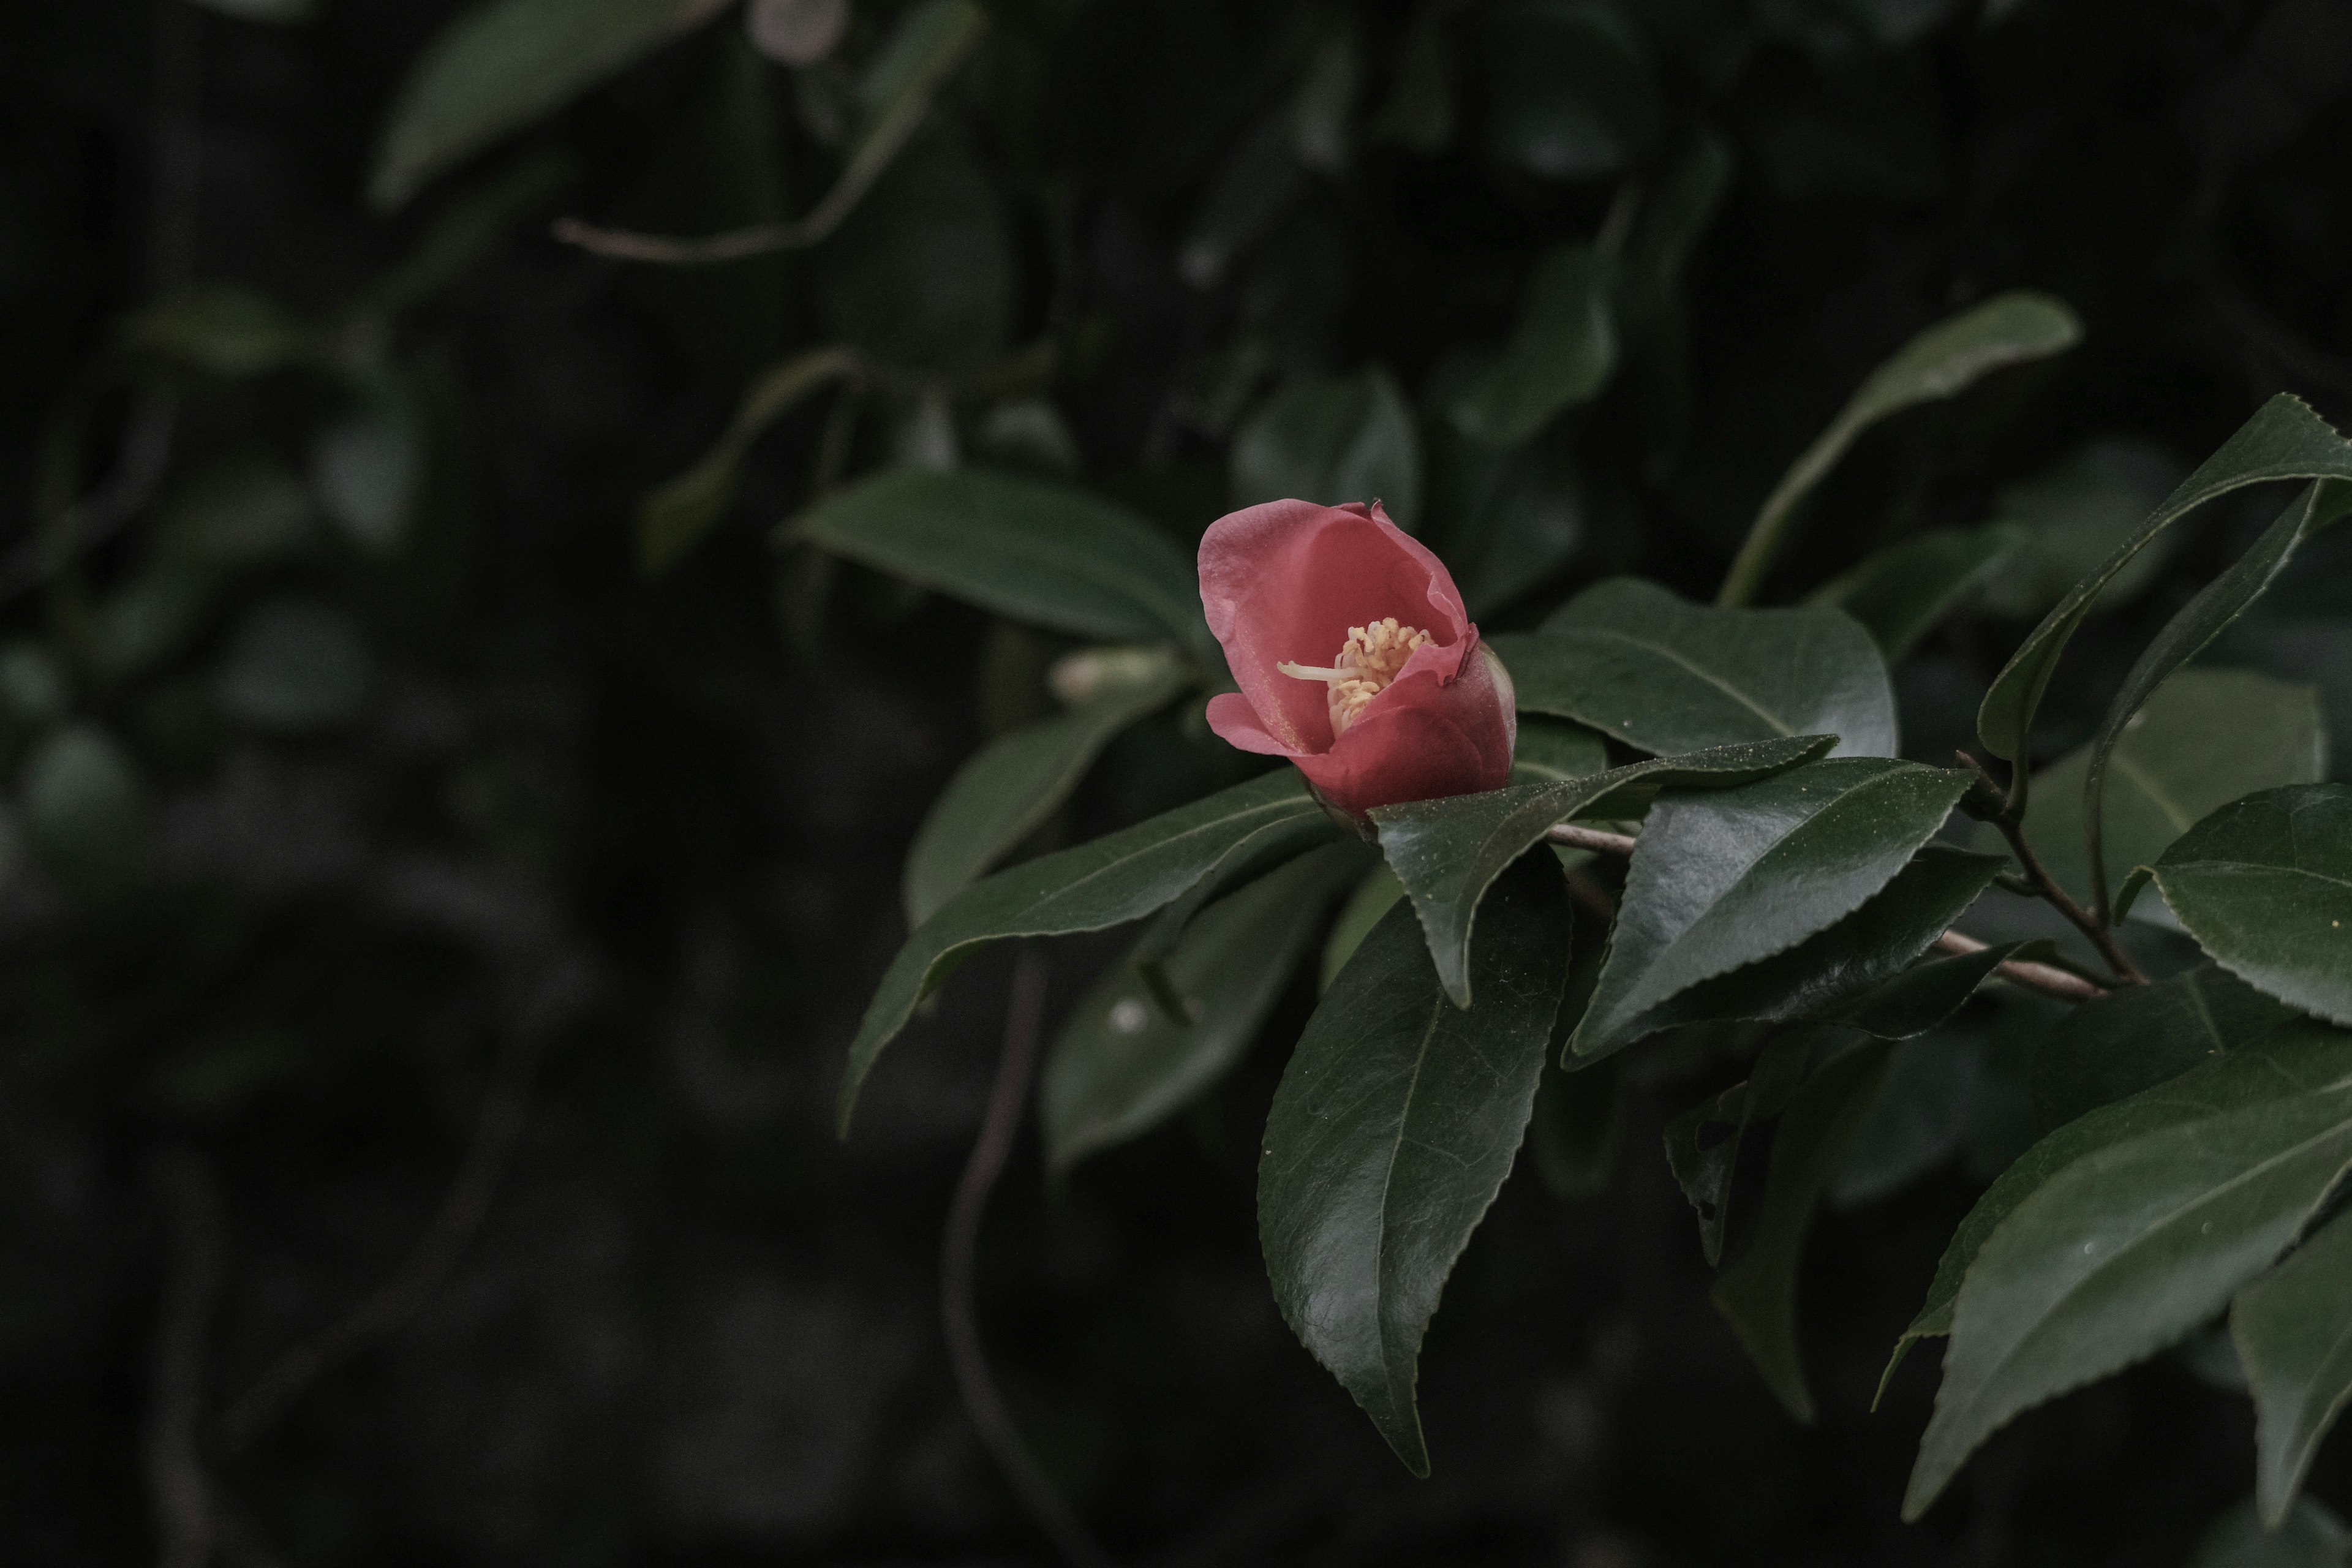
4,0,2351,1562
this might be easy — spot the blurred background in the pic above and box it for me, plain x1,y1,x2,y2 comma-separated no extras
5,0,2352,1562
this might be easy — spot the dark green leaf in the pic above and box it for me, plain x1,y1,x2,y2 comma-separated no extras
369,0,733,211
1712,1037,1892,1422
1321,863,1404,992
1231,369,1422,529
2144,786,2352,1026
1480,0,1657,181
2187,1494,2349,1568
2032,963,2299,1134
1529,1052,1623,1202
1833,1035,1982,1208
2084,481,2352,908
1904,1020,2352,1520
1177,113,1305,288
1665,1033,1812,1266
790,467,1208,651
638,347,857,576
902,650,1186,927
21,723,149,889
153,453,312,572
837,770,1331,1133
90,574,211,684
1630,846,2008,1044
312,371,423,554
215,598,374,731
366,150,577,314
1811,525,2026,662
1979,394,2352,770
1371,735,1833,1007
2004,669,2326,914
2236,1207,2352,1528
119,285,317,378
1041,842,1366,1174
1449,246,1618,447
1509,716,1611,785
817,120,1011,373
1259,853,1573,1476
1494,577,1899,758
1574,760,1974,1058
1977,437,2193,620
1424,432,1585,617
1719,292,2081,608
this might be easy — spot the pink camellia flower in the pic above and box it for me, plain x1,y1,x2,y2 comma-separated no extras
1199,499,1516,818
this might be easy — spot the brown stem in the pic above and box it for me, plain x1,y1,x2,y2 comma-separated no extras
1545,823,1639,858
1987,816,2149,986
941,950,1117,1568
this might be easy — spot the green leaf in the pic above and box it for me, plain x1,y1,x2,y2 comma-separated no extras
1629,846,2009,1044
1902,1020,2352,1520
2236,1207,2352,1528
2082,481,2352,910
2187,1493,2350,1568
817,119,1011,373
1321,863,1404,993
1177,113,1305,288
90,573,211,684
153,452,313,571
2031,963,2299,1135
21,723,150,890
1574,760,1975,1058
1509,716,1611,785
119,285,317,379
1712,1037,1892,1422
1259,853,1574,1476
837,770,1331,1134
1665,1034,1813,1265
1371,735,1834,1008
1232,369,1422,530
1479,0,1657,181
1449,246,1618,448
1977,437,2192,620
901,650,1186,927
1809,525,2026,662
1718,291,2081,607
790,467,1209,652
1978,394,2352,769
215,598,374,731
2144,785,2352,1026
311,371,424,554
1423,432,1585,617
2004,669,2327,914
638,347,858,576
366,150,578,314
1041,842,1366,1174
1493,577,1899,758
369,0,733,211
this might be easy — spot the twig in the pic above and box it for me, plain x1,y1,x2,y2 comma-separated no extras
940,949,1117,1568
146,1147,225,1568
1932,930,2106,1003
1541,818,2115,1006
1981,815,2149,986
216,970,569,1450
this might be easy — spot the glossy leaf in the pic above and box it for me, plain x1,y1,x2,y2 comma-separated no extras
1979,393,2352,769
836,770,1332,1134
2084,480,2352,909
2187,1494,2349,1568
2236,1208,2352,1527
1371,736,1834,1007
901,650,1187,927
1635,847,2010,1043
2144,786,2352,1026
1042,842,1366,1174
1493,577,1899,759
1509,715,1610,785
1232,369,1422,530
2031,963,2299,1134
1574,760,1974,1058
1811,525,2026,662
638,347,858,576
1664,1034,1812,1265
1719,292,2081,607
1449,246,1618,448
2005,669,2326,913
1713,1038,1892,1423
1259,853,1574,1476
370,0,734,211
1321,864,1405,993
1903,1020,2352,1519
790,467,1209,652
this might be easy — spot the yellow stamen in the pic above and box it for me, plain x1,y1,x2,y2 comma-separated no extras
1277,617,1432,736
